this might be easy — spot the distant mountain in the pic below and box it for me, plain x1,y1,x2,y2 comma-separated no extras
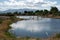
0,8,37,13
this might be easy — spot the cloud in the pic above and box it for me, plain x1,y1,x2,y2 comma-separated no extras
41,1,57,7
9,0,15,2
10,18,51,32
26,0,43,3
0,0,59,11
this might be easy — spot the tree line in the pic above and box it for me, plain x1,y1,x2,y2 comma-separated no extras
0,7,60,16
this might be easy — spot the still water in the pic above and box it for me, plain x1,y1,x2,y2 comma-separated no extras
9,16,60,38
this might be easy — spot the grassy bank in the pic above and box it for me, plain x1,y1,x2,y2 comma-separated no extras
0,16,24,40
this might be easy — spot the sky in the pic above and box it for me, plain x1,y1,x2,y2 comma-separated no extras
0,0,60,11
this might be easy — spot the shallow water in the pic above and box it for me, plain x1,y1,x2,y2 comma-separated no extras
9,16,60,38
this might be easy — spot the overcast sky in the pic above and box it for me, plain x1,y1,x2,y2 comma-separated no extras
0,0,60,11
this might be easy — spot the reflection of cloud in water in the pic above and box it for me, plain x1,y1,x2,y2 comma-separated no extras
10,18,51,32
9,17,60,37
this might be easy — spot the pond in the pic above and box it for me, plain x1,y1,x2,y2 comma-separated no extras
9,16,60,38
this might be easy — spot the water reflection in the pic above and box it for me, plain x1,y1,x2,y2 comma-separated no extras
10,16,60,38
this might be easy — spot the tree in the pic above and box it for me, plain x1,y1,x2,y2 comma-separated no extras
6,12,14,16
57,11,60,16
13,12,18,15
35,10,44,16
24,11,28,15
28,11,33,15
18,12,21,15
39,10,43,16
43,9,49,16
35,10,40,16
50,7,59,16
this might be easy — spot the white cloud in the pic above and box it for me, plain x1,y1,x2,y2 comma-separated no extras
41,1,57,7
9,0,15,2
0,0,59,11
10,19,51,32
26,0,43,3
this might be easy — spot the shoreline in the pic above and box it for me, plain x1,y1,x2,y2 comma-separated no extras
0,16,60,40
41,16,60,19
0,16,25,39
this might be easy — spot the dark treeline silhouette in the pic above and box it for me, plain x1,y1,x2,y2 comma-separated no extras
0,7,60,16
